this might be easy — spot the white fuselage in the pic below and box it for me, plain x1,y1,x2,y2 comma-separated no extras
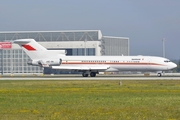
13,39,177,76
54,55,176,72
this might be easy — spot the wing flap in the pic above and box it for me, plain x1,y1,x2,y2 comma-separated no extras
51,66,110,71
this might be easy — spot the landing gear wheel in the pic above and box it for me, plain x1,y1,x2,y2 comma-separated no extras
82,73,88,77
90,72,96,77
157,73,162,77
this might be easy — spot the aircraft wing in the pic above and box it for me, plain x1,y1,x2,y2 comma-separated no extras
51,66,110,71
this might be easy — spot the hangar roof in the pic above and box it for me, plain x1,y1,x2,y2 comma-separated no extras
0,30,102,42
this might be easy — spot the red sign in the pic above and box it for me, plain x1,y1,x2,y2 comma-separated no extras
0,42,12,49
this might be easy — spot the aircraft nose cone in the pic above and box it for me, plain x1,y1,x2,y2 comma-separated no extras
167,62,177,70
173,63,177,68
171,62,177,69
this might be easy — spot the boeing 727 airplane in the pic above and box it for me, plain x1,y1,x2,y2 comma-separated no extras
14,39,177,77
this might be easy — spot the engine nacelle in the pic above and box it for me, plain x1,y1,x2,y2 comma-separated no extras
27,60,39,66
27,59,62,67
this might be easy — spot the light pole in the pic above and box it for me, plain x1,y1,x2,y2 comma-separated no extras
84,39,87,56
162,38,165,57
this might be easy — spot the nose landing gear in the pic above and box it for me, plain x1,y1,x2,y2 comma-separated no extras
157,73,162,77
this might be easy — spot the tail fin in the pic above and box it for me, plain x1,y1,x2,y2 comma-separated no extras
14,39,47,50
14,39,66,60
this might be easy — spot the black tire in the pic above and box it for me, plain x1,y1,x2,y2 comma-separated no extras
82,73,88,77
90,72,96,77
157,73,162,77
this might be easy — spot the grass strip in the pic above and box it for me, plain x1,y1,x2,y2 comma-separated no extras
0,80,180,120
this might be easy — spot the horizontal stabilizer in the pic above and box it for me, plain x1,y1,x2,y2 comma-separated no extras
14,39,32,44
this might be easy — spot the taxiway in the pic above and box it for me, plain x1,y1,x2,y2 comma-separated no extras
0,75,180,80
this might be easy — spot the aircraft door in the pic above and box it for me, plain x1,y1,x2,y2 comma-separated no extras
147,58,152,70
59,59,62,65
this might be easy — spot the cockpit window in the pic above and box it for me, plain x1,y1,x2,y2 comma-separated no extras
164,60,171,63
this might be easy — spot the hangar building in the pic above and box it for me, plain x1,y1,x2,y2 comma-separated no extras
0,30,129,74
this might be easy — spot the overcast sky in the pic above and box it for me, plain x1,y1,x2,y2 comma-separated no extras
0,0,180,60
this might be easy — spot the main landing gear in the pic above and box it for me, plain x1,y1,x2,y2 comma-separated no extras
90,72,96,77
82,72,97,77
82,73,88,77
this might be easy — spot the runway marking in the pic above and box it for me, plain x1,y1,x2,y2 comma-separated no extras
1,76,180,80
